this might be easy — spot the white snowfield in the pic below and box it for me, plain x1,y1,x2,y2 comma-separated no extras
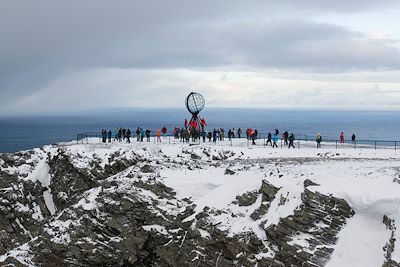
1,137,400,267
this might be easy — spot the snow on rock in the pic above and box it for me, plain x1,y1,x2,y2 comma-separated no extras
0,139,400,266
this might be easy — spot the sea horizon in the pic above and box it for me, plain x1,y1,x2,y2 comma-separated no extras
1,108,400,153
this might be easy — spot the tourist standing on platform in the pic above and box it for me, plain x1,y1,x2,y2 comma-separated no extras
201,129,206,142
145,129,151,142
140,128,144,142
283,131,289,145
114,129,118,141
266,132,272,146
228,129,233,141
352,133,356,143
340,132,345,143
288,133,295,148
272,133,279,148
162,126,167,137
316,133,322,148
237,128,242,139
184,119,188,129
136,127,140,141
200,118,206,130
252,129,258,145
156,129,161,142
118,128,123,142
126,129,131,143
184,129,190,143
101,129,106,143
180,128,185,142
108,130,112,143
212,129,217,143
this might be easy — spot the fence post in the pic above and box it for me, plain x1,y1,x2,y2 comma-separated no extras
395,141,397,150
336,141,337,149
169,135,170,144
280,139,282,149
354,141,356,149
298,140,300,149
375,141,377,150
263,138,265,148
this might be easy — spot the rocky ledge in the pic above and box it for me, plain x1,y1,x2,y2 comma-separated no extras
0,143,399,266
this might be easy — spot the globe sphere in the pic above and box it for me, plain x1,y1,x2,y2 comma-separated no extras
185,92,205,114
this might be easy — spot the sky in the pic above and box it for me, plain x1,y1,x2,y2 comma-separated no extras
1,0,400,114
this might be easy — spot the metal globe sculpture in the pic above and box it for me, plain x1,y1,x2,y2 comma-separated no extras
185,92,205,137
185,92,205,115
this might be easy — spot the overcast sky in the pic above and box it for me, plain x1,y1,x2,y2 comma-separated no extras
1,0,400,114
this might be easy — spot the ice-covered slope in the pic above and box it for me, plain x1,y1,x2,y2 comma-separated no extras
0,139,399,266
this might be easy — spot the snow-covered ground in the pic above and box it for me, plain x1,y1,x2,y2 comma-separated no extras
67,138,400,266
1,137,399,266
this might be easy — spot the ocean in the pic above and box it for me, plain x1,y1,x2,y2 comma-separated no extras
0,108,399,153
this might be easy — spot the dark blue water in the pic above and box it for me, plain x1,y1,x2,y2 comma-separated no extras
1,108,399,153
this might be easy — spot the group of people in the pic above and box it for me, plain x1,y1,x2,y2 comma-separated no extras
263,129,296,148
100,122,357,150
101,128,132,143
101,126,169,143
339,132,356,144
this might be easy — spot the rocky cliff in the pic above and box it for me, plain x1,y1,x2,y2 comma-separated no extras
0,142,399,266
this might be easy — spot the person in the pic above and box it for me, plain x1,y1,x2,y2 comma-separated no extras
351,133,356,142
162,126,167,136
126,128,131,143
316,133,322,148
136,127,141,141
184,129,190,143
237,128,242,139
191,127,197,142
272,133,279,148
118,128,122,142
114,128,119,141
201,129,206,142
246,128,250,139
212,129,217,143
122,128,126,140
340,132,345,143
207,131,212,142
180,128,185,142
252,129,258,145
145,129,151,142
101,129,107,143
184,119,188,129
140,128,144,142
275,129,279,135
266,132,272,146
228,129,232,141
107,130,112,143
288,133,295,148
218,128,223,141
283,131,289,146
156,129,161,142
200,118,206,130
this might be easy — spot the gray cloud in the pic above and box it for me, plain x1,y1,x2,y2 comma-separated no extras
0,0,400,112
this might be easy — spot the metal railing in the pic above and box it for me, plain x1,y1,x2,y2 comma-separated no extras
77,131,399,150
